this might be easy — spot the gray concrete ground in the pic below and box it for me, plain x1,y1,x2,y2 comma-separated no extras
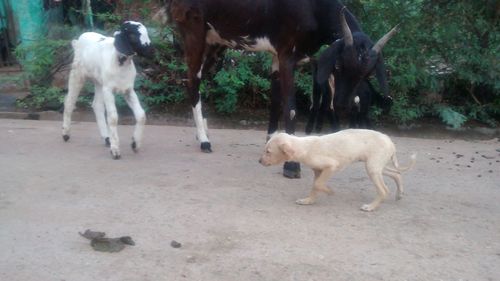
0,118,499,281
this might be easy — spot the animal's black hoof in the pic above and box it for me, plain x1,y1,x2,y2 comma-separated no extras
283,161,301,179
105,137,111,147
201,142,212,153
131,141,137,152
63,135,70,142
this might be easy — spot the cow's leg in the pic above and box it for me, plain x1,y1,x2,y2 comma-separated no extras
124,89,146,152
62,68,85,142
267,55,281,140
184,43,211,152
92,84,110,146
279,54,301,179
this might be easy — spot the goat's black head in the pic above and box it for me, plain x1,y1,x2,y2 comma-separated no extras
317,8,398,106
114,21,155,59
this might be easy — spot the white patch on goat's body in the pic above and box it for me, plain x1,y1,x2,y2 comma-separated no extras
328,75,335,110
290,110,296,120
193,100,209,143
354,96,361,112
126,21,151,45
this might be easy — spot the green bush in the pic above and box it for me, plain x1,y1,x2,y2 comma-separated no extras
345,0,499,127
15,0,499,128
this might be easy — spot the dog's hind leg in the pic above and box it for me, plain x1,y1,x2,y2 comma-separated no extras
383,168,404,200
296,167,336,205
362,163,389,211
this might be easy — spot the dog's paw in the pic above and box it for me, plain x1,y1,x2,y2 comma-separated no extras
320,186,333,195
395,192,403,201
360,204,376,212
295,197,315,205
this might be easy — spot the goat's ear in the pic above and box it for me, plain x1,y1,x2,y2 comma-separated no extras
279,140,295,160
114,31,134,56
316,40,342,85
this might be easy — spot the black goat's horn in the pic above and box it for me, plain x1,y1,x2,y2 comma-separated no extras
372,24,400,54
340,7,353,47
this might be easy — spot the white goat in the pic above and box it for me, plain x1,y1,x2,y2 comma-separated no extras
62,21,154,159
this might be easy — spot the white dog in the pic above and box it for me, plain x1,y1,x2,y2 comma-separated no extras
259,129,416,211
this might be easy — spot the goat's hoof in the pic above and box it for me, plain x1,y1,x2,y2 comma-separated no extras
131,141,138,153
283,162,301,179
105,137,111,147
304,127,313,135
63,135,70,142
110,150,121,160
201,142,212,153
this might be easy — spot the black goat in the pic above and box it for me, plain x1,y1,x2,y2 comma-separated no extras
306,9,397,134
306,69,392,134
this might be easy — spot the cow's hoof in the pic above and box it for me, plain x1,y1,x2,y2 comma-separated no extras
105,137,111,147
63,135,70,142
283,161,301,179
201,142,212,153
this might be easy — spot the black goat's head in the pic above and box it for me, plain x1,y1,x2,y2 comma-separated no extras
317,8,398,106
114,21,155,58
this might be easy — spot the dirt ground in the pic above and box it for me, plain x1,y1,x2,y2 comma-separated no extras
0,118,499,281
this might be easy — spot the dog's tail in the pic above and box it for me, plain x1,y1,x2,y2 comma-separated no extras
386,153,417,173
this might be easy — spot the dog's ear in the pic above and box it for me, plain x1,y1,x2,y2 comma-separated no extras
279,140,295,160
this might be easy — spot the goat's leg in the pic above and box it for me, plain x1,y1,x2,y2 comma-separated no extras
279,54,301,179
316,81,332,133
305,62,321,135
92,84,110,146
102,88,120,159
124,89,146,152
359,110,372,129
62,69,84,141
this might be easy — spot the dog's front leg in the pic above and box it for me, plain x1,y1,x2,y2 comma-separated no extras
296,167,336,205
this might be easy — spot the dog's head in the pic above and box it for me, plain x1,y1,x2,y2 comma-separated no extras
114,21,155,58
259,133,295,166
